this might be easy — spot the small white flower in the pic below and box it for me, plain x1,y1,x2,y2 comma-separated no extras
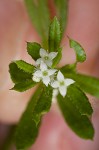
51,71,75,97
36,48,58,67
33,75,40,82
33,61,57,86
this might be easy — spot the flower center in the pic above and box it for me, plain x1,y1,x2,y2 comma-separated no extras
44,56,49,60
43,71,48,76
60,81,65,86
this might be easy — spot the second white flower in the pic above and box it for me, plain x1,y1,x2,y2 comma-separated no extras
33,61,57,86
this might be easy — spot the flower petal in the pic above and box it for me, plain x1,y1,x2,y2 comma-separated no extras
65,79,75,86
48,69,57,76
49,52,58,60
51,81,59,88
33,75,40,82
35,58,42,65
46,60,52,67
42,76,50,86
59,86,67,97
33,70,42,77
40,61,47,71
57,71,64,81
40,48,48,58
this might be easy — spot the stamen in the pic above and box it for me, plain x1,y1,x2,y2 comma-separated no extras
43,71,48,76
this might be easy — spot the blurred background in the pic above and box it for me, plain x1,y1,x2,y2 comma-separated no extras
0,0,99,150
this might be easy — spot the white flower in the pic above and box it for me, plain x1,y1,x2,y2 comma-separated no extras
33,75,40,82
51,71,75,97
33,61,57,86
36,48,58,67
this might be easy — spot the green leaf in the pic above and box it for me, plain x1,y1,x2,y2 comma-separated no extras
61,66,99,98
60,64,76,73
54,0,68,36
11,80,36,92
70,73,99,99
48,17,61,52
9,62,32,84
69,38,86,62
15,85,53,150
67,84,93,116
24,0,50,44
27,42,41,60
15,60,34,74
57,94,94,139
15,86,42,150
32,85,53,126
52,48,62,68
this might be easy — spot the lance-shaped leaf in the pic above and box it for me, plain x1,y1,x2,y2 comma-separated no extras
15,60,34,74
69,38,86,62
67,84,93,116
60,64,76,73
9,62,32,84
75,74,99,98
68,73,99,99
27,42,41,60
52,48,62,68
54,0,68,36
57,94,94,139
11,79,36,92
38,0,50,43
48,17,61,52
33,86,53,125
15,85,53,150
61,66,99,99
24,0,50,42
